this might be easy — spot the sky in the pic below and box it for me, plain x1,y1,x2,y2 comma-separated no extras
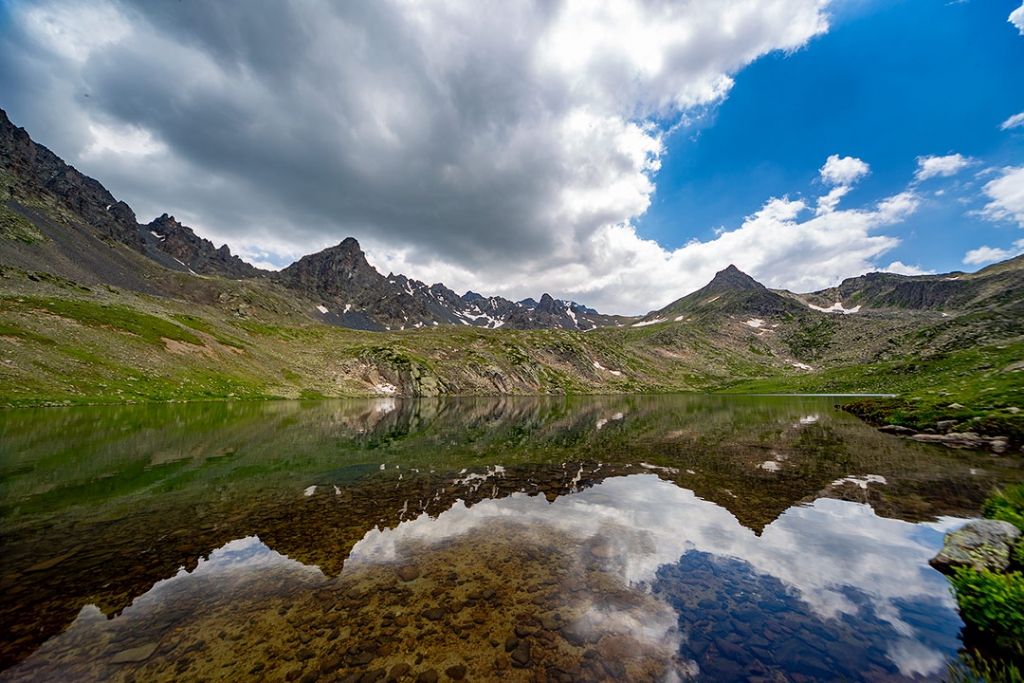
1,0,1023,315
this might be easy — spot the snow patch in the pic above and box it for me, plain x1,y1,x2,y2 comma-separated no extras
759,461,781,472
640,462,679,475
808,302,861,314
744,318,765,328
799,415,819,425
674,315,685,322
832,475,887,489
317,305,329,314
344,304,352,313
375,382,398,395
632,317,667,327
792,362,814,371
593,361,622,376
595,412,625,431
303,485,316,497
454,466,506,493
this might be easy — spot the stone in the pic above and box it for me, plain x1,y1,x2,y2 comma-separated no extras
445,664,467,680
361,669,386,682
321,653,343,674
504,636,520,652
389,663,411,679
510,641,532,668
422,608,445,621
398,566,420,582
300,672,321,683
297,648,316,661
878,424,917,436
936,420,958,432
416,669,439,683
930,519,1023,574
909,432,989,450
540,615,560,631
110,643,158,664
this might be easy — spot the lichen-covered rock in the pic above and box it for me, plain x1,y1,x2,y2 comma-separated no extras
929,519,1022,575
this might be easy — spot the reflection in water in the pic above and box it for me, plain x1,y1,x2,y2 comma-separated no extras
2,395,1022,682
4,475,964,683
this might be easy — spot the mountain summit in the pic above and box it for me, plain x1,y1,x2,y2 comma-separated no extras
705,264,766,292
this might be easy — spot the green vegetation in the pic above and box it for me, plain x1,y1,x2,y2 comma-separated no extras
984,485,1024,531
950,566,1024,651
946,483,1024,680
0,203,46,244
2,296,202,345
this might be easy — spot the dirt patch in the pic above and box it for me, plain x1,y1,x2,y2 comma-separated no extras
161,337,215,358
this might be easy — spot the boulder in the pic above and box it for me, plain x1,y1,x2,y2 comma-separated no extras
929,519,1022,574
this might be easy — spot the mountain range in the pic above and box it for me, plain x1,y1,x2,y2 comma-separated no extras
2,106,1023,411
0,108,628,332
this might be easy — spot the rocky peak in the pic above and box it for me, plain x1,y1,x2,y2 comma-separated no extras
535,293,559,313
1,108,143,251
706,265,764,292
144,213,259,279
278,238,387,298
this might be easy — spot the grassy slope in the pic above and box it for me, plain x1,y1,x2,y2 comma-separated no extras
0,267,791,406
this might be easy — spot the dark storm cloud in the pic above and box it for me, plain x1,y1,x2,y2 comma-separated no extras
1,0,847,311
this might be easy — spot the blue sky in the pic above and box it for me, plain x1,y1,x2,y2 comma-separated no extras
638,0,1024,275
1,0,1023,313
638,0,1024,264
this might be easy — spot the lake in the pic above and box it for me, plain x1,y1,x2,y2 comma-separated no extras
2,395,1022,683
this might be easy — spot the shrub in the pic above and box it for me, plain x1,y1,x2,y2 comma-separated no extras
983,484,1024,532
950,566,1024,651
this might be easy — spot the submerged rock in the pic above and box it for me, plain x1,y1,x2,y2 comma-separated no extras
879,425,917,436
909,431,1010,453
929,519,1022,574
110,643,158,664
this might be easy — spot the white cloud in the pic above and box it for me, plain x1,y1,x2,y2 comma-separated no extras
963,239,1024,266
377,175,921,312
880,261,934,276
979,165,1024,227
1000,112,1024,130
819,154,871,186
913,154,973,182
1011,3,1024,34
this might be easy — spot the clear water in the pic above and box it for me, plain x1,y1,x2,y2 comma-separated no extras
1,395,1021,683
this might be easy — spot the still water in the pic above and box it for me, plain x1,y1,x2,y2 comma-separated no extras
1,396,1022,683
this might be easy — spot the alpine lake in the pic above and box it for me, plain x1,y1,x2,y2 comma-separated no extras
2,395,1022,683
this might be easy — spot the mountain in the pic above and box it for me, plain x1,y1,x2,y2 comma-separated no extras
3,106,1024,419
801,257,1024,316
636,264,804,325
0,108,626,332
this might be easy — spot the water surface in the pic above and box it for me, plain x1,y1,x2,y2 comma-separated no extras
2,395,1021,682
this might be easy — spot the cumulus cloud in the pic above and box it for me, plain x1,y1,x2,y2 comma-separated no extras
1011,3,1024,34
374,181,918,311
978,165,1024,228
1000,112,1024,130
879,261,933,276
913,153,973,182
1,0,935,313
819,154,871,186
963,239,1024,266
